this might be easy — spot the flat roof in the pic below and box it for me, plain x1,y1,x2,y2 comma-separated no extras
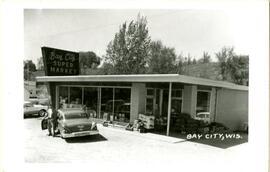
36,74,248,91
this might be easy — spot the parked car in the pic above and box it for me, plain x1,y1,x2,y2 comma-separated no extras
194,112,210,124
41,108,99,139
24,101,48,117
207,122,229,133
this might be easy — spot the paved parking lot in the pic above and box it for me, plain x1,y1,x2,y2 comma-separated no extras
24,116,249,166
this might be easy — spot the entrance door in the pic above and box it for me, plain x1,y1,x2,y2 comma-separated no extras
160,89,183,135
162,90,169,116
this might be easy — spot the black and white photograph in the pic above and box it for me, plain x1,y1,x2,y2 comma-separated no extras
1,1,269,172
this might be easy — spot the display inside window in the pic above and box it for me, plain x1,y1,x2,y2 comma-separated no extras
171,99,182,114
147,89,154,96
172,90,182,98
196,91,210,113
101,88,113,120
114,88,131,122
146,98,154,115
146,88,155,115
59,86,69,108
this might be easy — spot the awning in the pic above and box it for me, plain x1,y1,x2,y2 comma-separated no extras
36,74,248,91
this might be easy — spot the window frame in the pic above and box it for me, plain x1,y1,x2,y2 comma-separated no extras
56,85,131,121
145,88,183,115
196,89,211,114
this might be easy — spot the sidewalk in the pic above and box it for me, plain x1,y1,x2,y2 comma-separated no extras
97,124,186,143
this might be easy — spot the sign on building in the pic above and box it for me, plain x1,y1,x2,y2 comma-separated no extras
41,47,79,76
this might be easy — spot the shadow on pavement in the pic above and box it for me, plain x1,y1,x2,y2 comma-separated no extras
65,134,107,143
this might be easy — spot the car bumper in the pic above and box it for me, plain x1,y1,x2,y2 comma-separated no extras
61,130,99,138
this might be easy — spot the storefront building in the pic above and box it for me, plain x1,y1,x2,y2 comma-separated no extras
36,74,248,136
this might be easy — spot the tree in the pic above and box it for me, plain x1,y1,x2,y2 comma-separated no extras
175,54,185,74
147,40,177,74
24,60,37,72
37,57,44,70
105,14,151,74
186,54,192,65
227,55,249,85
215,47,234,80
79,51,101,69
192,58,197,64
97,62,115,75
198,51,211,63
215,47,249,85
24,60,37,80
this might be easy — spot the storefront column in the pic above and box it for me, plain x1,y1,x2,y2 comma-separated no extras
112,88,115,118
98,87,101,118
166,82,172,136
159,89,163,116
55,86,59,109
210,88,216,122
182,85,197,118
130,83,146,123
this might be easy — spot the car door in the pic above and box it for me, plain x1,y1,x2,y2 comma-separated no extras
41,117,48,130
24,103,35,115
32,104,42,114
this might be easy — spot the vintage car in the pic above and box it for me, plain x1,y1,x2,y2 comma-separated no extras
24,101,48,117
41,108,99,139
194,112,211,124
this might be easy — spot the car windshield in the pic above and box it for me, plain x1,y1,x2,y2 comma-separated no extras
64,112,89,119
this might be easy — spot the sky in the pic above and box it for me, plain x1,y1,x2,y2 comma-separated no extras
24,9,255,65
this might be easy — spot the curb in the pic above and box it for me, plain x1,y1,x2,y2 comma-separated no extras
97,124,186,143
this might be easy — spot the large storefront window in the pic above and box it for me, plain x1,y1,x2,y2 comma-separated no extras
83,87,98,118
114,88,131,122
171,89,182,114
146,88,183,116
70,87,82,108
59,86,69,108
146,89,154,115
57,85,131,122
101,88,113,120
196,91,211,113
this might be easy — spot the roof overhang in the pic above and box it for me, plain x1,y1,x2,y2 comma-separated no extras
36,74,248,91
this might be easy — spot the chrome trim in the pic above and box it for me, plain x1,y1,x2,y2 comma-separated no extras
61,130,99,138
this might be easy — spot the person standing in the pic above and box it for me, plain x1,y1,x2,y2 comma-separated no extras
46,105,53,136
46,105,59,137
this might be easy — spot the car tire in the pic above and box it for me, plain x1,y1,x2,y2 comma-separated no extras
38,109,46,117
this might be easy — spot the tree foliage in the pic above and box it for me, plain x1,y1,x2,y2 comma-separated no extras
97,62,115,75
147,40,177,74
227,55,249,85
215,47,249,85
215,47,234,80
105,15,151,74
24,60,37,80
175,54,185,74
79,51,100,69
24,60,37,72
37,57,44,70
192,58,197,64
198,51,211,63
